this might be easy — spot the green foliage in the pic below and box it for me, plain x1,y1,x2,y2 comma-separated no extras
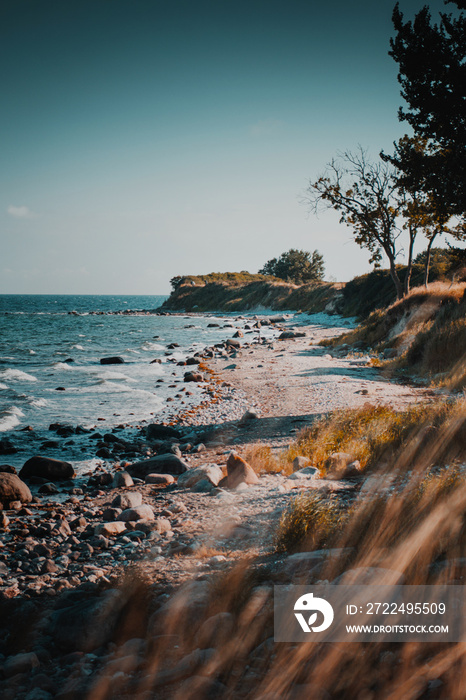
258,248,325,284
388,2,466,217
306,149,406,299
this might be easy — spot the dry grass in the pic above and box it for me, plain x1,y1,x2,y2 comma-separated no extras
242,443,287,474
49,399,466,700
285,399,466,477
323,281,466,388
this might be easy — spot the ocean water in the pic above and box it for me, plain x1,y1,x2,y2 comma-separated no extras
0,294,259,434
0,295,355,473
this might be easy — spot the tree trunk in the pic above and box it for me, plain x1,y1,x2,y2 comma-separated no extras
388,257,404,299
404,226,416,296
424,235,437,287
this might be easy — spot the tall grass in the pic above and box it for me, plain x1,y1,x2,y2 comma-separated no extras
70,397,466,700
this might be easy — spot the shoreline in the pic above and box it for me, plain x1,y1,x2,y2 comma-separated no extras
0,314,445,698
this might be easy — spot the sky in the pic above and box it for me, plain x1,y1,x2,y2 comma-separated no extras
0,0,451,294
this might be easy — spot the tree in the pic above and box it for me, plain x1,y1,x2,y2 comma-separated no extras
169,276,183,291
386,1,466,216
383,135,465,286
259,248,325,284
305,149,407,299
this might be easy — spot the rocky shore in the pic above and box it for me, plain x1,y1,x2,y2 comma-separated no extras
0,316,436,699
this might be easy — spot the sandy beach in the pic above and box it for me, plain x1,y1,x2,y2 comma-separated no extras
0,315,443,698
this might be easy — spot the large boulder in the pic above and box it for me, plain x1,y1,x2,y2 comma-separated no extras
224,452,259,488
19,456,75,481
325,452,361,479
177,464,224,489
0,473,32,505
100,357,125,365
127,454,188,479
47,589,127,652
112,492,142,509
146,424,182,441
120,504,155,522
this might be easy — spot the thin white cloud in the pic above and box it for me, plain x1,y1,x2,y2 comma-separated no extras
7,205,37,219
249,119,283,137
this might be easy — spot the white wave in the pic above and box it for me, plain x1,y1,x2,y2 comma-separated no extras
0,405,24,432
29,397,48,408
71,344,85,350
141,341,164,351
53,362,75,370
29,349,36,355
0,368,38,382
95,371,136,382
0,383,8,390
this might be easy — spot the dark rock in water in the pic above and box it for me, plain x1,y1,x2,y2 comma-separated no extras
0,464,17,474
150,358,162,364
0,438,17,455
40,440,60,449
55,386,66,391
38,482,59,494
99,356,125,365
186,357,200,365
19,456,75,481
233,330,244,338
96,447,112,458
184,371,204,382
49,423,75,437
64,358,75,363
127,453,188,478
0,473,32,505
146,424,182,440
226,338,241,348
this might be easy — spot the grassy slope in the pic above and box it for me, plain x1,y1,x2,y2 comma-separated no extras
159,274,342,313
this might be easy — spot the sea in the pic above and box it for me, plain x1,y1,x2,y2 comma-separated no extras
0,294,354,474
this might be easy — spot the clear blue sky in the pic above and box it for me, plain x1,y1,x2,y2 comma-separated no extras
1,0,449,293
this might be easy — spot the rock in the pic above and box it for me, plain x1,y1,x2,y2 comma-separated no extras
153,517,172,534
95,521,127,537
127,454,189,478
325,452,357,479
120,504,155,522
239,409,259,423
225,451,259,488
19,456,75,481
184,371,204,382
225,338,241,348
0,512,10,528
292,456,311,470
177,464,224,489
0,438,17,455
233,330,244,338
99,356,125,364
145,473,175,485
111,492,142,509
102,507,122,521
288,466,321,480
38,482,59,494
0,473,32,505
3,651,40,678
196,612,234,649
47,589,127,652
146,424,182,440
0,464,17,474
111,471,134,488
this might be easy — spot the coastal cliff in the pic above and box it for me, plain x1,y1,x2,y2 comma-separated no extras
158,272,342,313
